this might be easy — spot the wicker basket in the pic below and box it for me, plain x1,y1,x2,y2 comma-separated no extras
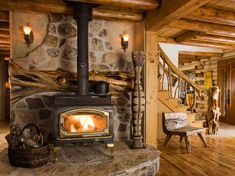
8,124,50,168
8,144,50,168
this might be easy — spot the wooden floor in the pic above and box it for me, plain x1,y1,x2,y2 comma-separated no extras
157,135,235,176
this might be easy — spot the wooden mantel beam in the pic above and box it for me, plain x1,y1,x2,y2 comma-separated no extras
175,31,205,42
187,6,235,26
0,0,143,22
146,0,210,31
170,19,235,38
65,0,158,11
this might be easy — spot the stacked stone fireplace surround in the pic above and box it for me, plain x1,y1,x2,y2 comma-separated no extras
10,13,134,141
7,12,160,175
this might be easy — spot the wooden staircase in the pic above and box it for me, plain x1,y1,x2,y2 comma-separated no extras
157,47,210,136
158,90,187,112
158,90,206,129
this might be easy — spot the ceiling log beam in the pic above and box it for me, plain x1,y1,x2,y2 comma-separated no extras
146,0,210,31
159,36,234,50
175,31,205,42
170,19,235,38
181,40,235,50
179,51,222,57
93,9,143,21
65,0,158,11
187,6,235,26
195,34,235,44
0,0,143,21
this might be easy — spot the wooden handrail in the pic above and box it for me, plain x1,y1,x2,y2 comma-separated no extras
159,47,207,94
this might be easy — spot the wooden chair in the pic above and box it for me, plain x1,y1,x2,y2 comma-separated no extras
162,112,207,152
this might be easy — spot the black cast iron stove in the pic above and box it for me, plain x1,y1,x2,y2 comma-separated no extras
52,3,114,148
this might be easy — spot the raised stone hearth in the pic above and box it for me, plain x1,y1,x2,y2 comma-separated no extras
0,140,160,176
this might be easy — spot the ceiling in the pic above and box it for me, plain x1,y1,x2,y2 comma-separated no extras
1,0,235,57
158,0,235,51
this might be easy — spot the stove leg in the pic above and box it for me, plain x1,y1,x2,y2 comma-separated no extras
52,146,61,163
106,143,114,159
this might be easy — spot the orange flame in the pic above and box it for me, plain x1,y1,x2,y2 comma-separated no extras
69,115,95,132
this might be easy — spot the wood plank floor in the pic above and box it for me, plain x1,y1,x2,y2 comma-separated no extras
157,136,235,176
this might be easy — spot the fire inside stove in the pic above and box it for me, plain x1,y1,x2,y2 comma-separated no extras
59,109,110,138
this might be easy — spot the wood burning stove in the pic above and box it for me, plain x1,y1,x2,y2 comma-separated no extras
51,3,115,153
59,109,109,138
53,95,114,145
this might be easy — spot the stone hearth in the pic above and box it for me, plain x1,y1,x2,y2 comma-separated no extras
0,131,160,176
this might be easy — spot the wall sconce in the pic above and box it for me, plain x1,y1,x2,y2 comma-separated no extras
121,32,129,52
5,82,11,90
23,24,34,47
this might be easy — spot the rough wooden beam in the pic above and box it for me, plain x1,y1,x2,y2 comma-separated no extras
0,10,8,22
170,19,235,37
0,0,72,13
181,40,235,49
0,31,9,38
187,6,235,26
158,37,177,44
175,31,205,42
0,37,10,44
65,0,158,11
0,45,10,50
159,36,234,50
93,9,143,21
145,31,158,147
146,0,210,31
0,0,143,21
196,34,235,44
0,50,10,56
179,51,222,57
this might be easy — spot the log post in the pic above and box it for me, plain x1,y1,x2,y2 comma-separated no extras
145,31,158,147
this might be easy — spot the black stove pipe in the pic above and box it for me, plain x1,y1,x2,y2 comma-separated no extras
73,3,92,95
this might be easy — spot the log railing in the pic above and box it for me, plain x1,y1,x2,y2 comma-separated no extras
158,47,208,113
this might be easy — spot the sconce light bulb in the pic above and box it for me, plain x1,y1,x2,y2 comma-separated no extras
23,25,32,35
122,33,129,42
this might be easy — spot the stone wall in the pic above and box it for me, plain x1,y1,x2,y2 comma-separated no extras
10,12,138,141
12,12,135,72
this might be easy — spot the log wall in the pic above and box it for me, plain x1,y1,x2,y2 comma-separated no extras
179,57,218,117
